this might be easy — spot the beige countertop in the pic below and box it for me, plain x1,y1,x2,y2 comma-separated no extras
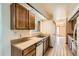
12,35,49,50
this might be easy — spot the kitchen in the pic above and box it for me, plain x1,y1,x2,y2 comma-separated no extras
0,3,79,56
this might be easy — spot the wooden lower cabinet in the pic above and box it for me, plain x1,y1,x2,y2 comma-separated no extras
24,50,36,56
43,39,47,54
11,44,36,56
43,37,49,54
11,36,49,56
23,45,36,56
11,45,22,56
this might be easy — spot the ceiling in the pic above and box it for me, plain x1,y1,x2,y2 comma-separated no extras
30,3,78,20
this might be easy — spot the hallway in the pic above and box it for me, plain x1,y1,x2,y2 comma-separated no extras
44,37,73,56
44,24,73,56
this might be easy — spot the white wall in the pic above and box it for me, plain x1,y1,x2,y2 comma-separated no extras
0,3,2,56
40,20,56,47
1,3,44,56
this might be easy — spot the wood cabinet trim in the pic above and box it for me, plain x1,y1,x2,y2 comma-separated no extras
10,3,16,29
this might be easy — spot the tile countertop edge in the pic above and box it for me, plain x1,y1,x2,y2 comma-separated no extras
12,35,49,50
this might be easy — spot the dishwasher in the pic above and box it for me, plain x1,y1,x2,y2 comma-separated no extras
36,40,43,56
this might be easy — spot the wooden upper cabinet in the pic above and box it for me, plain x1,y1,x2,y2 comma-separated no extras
11,3,29,30
29,11,35,29
11,3,35,30
15,4,29,29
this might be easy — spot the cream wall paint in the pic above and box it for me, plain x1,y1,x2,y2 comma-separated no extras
1,3,44,56
40,20,56,47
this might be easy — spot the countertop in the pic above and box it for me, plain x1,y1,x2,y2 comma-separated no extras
12,35,49,50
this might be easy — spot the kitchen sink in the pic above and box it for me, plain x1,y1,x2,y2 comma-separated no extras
11,37,31,44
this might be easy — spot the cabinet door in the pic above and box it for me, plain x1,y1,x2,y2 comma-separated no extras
43,39,47,54
46,38,49,50
29,12,35,29
43,38,49,54
15,4,28,29
11,3,29,30
23,45,36,56
25,50,36,56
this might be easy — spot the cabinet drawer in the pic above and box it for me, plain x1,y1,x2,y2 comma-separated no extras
23,45,35,55
24,50,36,56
